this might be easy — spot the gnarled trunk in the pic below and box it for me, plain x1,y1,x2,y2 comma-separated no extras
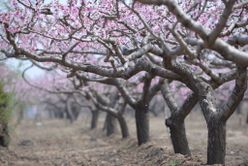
105,113,116,136
117,115,129,138
207,118,226,165
90,110,99,129
198,88,226,165
165,117,191,156
135,104,149,145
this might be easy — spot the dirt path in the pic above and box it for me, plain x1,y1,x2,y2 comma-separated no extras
0,120,169,166
0,120,197,166
0,113,248,166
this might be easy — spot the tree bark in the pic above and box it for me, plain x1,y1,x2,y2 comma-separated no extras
207,118,226,165
72,109,80,121
135,104,150,145
246,113,248,124
0,124,10,147
117,115,129,138
236,103,242,114
65,109,75,123
48,110,54,119
16,109,24,126
65,101,76,123
57,111,64,119
90,110,99,129
165,117,191,156
71,104,80,120
105,113,116,136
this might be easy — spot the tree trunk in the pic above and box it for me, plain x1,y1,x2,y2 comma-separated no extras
165,117,191,156
48,110,54,119
102,116,107,131
90,110,99,129
72,109,80,120
246,113,248,124
117,115,129,138
105,113,116,136
54,110,63,119
236,103,242,114
207,119,226,165
65,108,75,123
135,104,150,145
0,124,10,147
71,104,80,121
16,109,24,126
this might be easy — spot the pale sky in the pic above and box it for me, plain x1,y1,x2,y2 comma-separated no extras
5,59,45,79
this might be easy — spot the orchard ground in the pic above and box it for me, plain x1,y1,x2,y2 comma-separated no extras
0,111,248,166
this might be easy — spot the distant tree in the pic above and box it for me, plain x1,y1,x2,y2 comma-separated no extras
0,82,12,147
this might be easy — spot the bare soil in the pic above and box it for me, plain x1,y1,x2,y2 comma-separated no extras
0,111,248,166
